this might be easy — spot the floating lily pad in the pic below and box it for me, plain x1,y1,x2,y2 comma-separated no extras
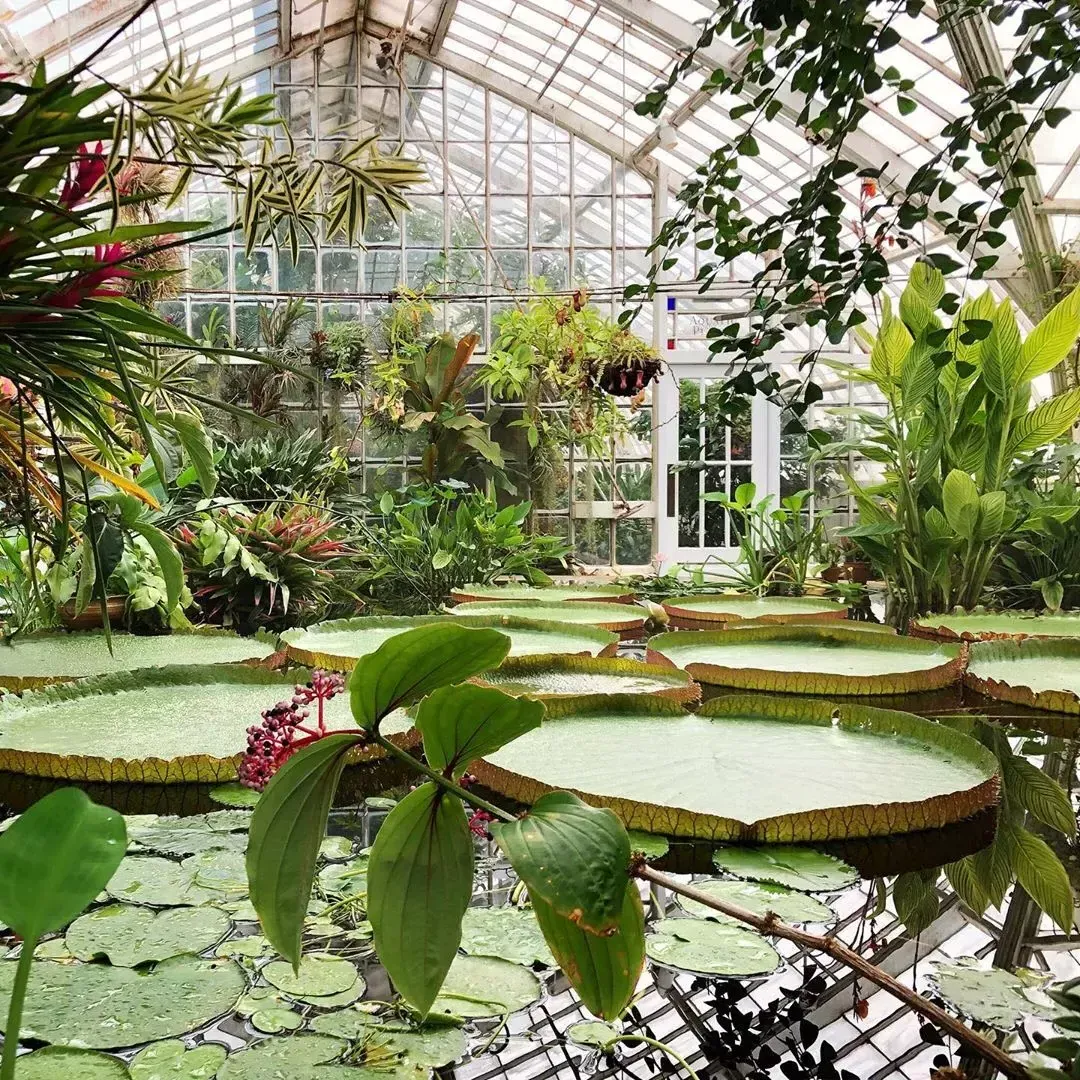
218,1035,429,1080
251,1008,304,1034
130,1040,229,1079
474,655,699,704
209,784,261,808
711,846,858,892
0,665,410,784
15,1047,128,1079
568,1021,620,1049
460,906,554,967
647,625,963,696
185,849,250,897
320,836,354,860
66,904,231,967
449,600,647,636
430,954,542,1018
264,955,359,999
646,918,781,977
450,583,636,604
127,816,248,858
216,935,271,960
912,611,1080,642
34,937,73,960
281,615,618,670
106,856,227,907
928,959,1056,1029
0,630,276,691
661,594,848,628
235,987,290,1017
627,831,670,860
312,1010,467,1066
472,695,998,842
318,857,368,899
0,954,245,1049
676,878,834,924
966,638,1080,716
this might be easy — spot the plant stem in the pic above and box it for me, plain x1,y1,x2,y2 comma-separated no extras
634,867,1025,1080
372,733,515,823
1,936,37,1080
609,1034,702,1080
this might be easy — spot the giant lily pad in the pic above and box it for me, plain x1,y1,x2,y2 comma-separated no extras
928,958,1056,1029
966,638,1080,715
66,903,231,967
647,625,964,696
474,655,699,704
912,611,1080,642
459,906,555,967
0,630,276,691
0,954,245,1049
470,694,998,841
660,594,848,629
0,666,417,783
450,582,636,604
429,954,543,1018
676,878,835,924
282,615,618,670
448,600,647,637
15,1047,129,1079
646,918,782,977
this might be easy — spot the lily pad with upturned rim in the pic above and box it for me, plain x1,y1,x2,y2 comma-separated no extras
676,878,836,924
429,954,543,1018
912,611,1080,642
710,845,858,892
450,583,636,604
646,918,782,978
0,954,246,1049
647,624,965,696
0,665,418,783
660,594,848,629
0,629,277,691
281,615,618,671
965,638,1080,716
472,655,700,705
448,600,647,637
470,694,998,842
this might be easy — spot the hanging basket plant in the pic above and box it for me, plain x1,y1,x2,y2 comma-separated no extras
597,329,664,398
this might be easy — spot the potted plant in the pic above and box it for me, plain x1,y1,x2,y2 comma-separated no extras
597,328,663,398
819,536,872,585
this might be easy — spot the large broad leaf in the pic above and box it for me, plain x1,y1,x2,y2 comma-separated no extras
416,683,544,778
1017,283,1080,383
1008,388,1080,454
1000,752,1076,837
130,521,185,614
349,624,511,731
247,733,363,968
1004,822,1074,933
531,881,644,1020
492,791,631,935
366,782,474,1017
0,788,125,940
164,411,217,496
942,469,980,539
981,298,1022,400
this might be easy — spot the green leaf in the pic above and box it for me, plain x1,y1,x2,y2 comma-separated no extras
1009,388,1080,453
975,490,1007,541
1001,754,1077,837
870,309,912,383
164,412,217,497
492,791,631,935
892,871,939,935
944,858,989,916
0,788,126,940
415,684,544,779
379,490,395,514
247,732,363,969
1006,823,1074,933
431,551,453,570
130,521,185,614
942,469,980,539
349,623,511,732
981,299,1021,400
1018,283,1080,383
531,881,644,1020
366,783,474,1017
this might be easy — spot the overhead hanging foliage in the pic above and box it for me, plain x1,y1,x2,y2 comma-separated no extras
627,0,1080,424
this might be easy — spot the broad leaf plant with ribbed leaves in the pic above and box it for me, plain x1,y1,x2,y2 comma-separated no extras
816,263,1080,623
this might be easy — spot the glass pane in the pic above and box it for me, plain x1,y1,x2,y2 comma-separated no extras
704,465,727,546
678,379,701,459
678,465,700,547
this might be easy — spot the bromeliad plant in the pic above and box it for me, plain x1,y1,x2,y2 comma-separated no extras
246,623,647,1022
818,263,1080,623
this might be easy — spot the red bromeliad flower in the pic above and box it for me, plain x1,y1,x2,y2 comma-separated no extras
59,142,106,209
46,242,133,309
238,669,347,790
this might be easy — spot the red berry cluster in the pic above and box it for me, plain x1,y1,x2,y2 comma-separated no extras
238,669,346,790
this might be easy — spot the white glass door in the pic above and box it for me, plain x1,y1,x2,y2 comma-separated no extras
655,355,779,564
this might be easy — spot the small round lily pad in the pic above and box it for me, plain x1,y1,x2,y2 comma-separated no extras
320,836,354,861
15,1047,128,1079
460,907,554,967
251,1007,304,1034
627,831,670,860
430,954,542,1018
263,955,359,999
646,918,782,978
712,846,857,892
312,1010,468,1066
217,1034,427,1080
676,879,834,926
318,858,368,899
66,904,231,967
568,1021,620,1049
130,1039,229,1079
209,784,261,808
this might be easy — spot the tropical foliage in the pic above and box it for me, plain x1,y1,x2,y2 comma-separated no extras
820,264,1080,620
